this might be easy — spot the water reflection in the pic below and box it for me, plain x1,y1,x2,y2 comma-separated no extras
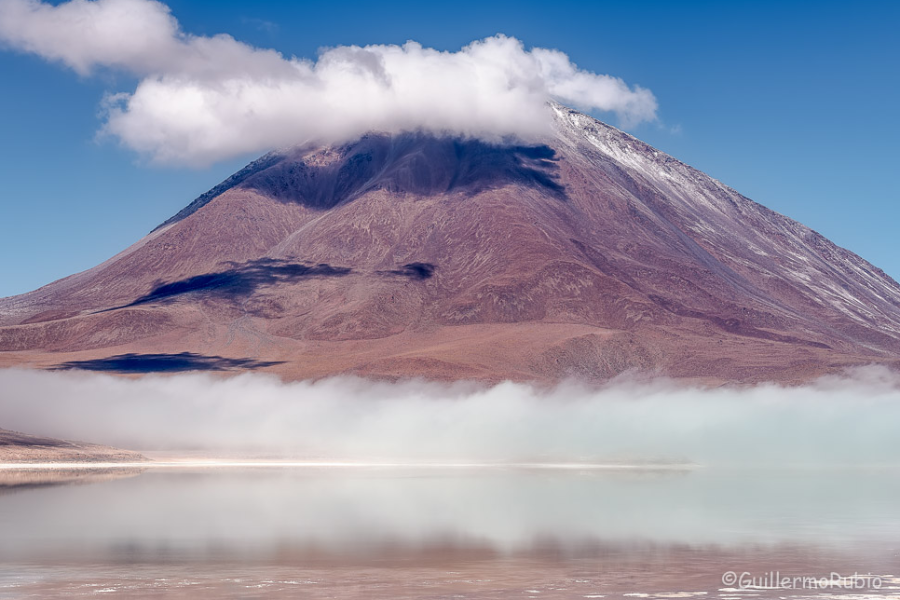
0,467,145,493
0,465,898,563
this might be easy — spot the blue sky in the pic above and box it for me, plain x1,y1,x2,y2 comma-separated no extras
0,0,898,298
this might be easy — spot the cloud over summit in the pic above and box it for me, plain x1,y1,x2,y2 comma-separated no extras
0,0,658,165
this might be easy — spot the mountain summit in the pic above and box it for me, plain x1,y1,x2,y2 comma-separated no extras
2,104,899,383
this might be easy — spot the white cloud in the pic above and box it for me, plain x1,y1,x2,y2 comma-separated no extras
0,0,181,75
1,366,899,467
0,0,658,166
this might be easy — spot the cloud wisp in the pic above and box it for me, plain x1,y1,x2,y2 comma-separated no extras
0,0,658,166
1,366,899,467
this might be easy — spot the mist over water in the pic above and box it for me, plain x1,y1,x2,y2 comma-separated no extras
1,366,898,466
3,466,900,561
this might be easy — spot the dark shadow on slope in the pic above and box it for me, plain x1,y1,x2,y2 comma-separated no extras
242,134,566,209
151,135,565,233
377,262,435,280
102,259,352,311
52,352,284,373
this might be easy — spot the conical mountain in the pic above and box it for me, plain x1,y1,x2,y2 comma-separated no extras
2,104,899,383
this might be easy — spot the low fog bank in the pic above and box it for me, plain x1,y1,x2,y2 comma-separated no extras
1,366,899,466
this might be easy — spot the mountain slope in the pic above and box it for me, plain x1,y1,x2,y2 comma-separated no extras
0,428,146,464
1,104,898,383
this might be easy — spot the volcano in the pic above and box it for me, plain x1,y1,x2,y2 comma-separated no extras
1,104,899,383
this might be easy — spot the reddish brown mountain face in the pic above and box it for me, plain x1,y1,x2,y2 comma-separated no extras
1,104,899,384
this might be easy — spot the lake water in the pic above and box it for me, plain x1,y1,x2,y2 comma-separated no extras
1,464,899,598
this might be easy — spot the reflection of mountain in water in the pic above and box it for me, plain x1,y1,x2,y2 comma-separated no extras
0,467,146,493
2,467,899,558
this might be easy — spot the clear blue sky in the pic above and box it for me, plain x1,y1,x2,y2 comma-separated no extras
0,0,898,298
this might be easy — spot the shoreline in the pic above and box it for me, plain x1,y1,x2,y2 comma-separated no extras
0,459,700,471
